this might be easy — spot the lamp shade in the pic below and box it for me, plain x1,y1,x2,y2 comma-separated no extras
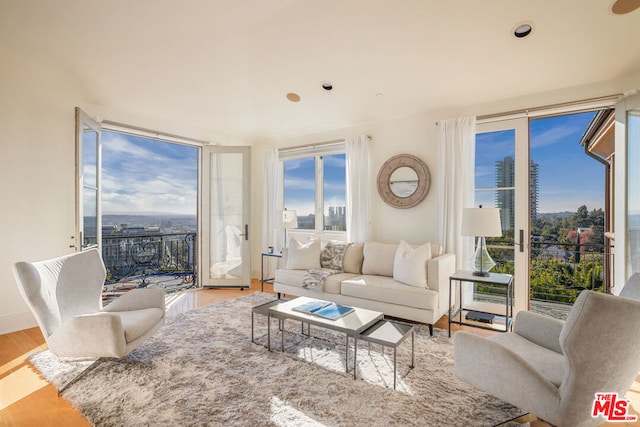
277,209,298,229
461,207,502,237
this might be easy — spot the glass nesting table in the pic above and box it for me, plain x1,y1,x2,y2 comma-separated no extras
252,297,415,388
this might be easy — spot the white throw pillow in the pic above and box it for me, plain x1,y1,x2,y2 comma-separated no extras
284,238,321,270
393,240,431,288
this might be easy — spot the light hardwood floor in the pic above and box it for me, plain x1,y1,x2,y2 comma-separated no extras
0,280,636,426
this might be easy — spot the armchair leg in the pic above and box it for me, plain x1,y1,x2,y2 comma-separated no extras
57,356,149,396
428,324,433,336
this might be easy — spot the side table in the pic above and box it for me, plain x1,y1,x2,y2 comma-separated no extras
260,252,282,292
448,270,513,337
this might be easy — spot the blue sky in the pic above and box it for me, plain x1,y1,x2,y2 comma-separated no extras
102,111,602,217
283,153,346,217
101,131,197,215
476,111,604,213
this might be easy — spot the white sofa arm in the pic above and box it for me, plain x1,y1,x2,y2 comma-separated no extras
427,253,456,318
103,288,166,313
514,310,564,354
454,331,560,419
47,313,127,358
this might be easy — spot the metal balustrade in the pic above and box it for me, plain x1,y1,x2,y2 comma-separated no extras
473,240,614,319
101,232,197,298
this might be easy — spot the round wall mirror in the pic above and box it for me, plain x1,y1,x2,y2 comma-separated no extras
389,166,419,197
377,154,430,209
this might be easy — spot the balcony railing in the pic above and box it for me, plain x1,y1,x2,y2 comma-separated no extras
476,239,613,319
529,240,612,304
102,232,197,295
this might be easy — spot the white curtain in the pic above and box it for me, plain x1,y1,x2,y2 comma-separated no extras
262,148,280,253
346,134,370,243
437,117,476,270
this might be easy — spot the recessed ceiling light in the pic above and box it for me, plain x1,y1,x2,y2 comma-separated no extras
513,23,533,38
375,93,384,97
321,81,333,91
286,93,300,102
611,0,640,14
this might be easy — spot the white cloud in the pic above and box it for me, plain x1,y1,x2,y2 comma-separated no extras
100,133,197,215
284,176,315,190
530,123,582,150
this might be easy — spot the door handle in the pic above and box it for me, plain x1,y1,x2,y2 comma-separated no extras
239,224,249,241
516,229,525,252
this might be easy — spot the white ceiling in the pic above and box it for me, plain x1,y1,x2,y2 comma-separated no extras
2,0,640,140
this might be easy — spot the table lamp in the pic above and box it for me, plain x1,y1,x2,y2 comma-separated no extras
278,209,298,249
461,206,502,277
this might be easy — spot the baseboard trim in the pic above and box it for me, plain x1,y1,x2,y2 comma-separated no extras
0,311,37,335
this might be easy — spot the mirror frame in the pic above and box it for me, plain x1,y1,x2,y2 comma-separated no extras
377,154,431,209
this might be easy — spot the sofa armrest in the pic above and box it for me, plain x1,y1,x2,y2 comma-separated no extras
103,288,166,313
48,313,127,358
427,253,456,317
514,310,564,354
454,331,560,418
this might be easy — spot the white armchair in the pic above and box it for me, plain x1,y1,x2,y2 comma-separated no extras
14,249,165,390
454,283,640,427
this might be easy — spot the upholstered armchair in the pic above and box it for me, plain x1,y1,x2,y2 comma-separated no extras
454,285,640,427
14,249,166,390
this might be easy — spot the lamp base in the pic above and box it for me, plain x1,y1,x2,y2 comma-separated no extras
472,271,490,277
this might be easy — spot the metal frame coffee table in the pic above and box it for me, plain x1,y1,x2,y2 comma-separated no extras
266,297,383,379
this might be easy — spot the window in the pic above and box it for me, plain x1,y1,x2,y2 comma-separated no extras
281,148,346,235
75,108,102,251
322,153,347,231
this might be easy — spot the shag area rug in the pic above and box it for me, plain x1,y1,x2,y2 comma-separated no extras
29,292,525,427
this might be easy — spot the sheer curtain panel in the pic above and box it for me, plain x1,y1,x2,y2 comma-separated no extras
437,117,476,270
346,134,370,243
262,149,280,253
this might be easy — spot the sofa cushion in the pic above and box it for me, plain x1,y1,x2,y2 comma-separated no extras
323,273,359,294
274,269,357,294
393,240,431,288
430,243,443,257
341,275,438,311
362,242,398,276
343,243,364,274
275,268,306,287
284,238,321,270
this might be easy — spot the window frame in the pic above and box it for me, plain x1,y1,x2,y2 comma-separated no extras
75,107,102,251
279,144,347,241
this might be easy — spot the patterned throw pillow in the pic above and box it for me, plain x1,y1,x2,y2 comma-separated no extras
321,241,349,271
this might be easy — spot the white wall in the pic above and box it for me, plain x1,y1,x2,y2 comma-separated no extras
3,68,640,334
0,82,78,334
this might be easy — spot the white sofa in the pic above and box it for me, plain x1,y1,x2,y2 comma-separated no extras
273,240,456,335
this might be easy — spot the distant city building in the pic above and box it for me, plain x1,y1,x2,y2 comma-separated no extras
495,156,539,232
297,214,315,229
326,206,346,231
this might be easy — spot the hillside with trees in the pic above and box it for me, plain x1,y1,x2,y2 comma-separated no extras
486,205,606,305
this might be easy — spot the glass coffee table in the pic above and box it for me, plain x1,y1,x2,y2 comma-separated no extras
266,297,383,379
358,319,415,389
